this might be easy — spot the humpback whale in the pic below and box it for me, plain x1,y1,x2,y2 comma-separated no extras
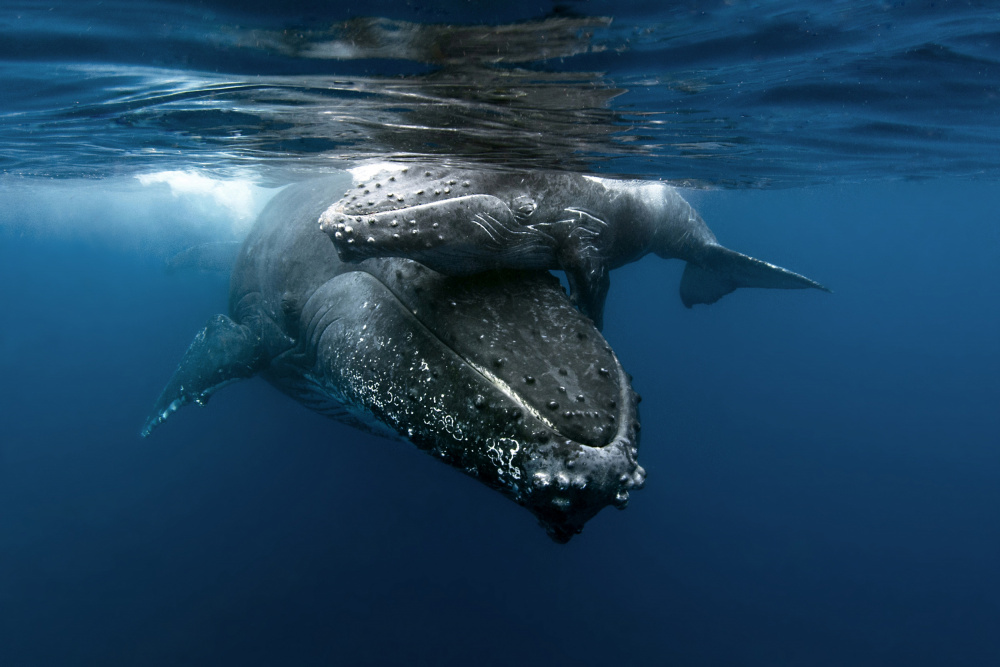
143,177,645,542
321,163,830,329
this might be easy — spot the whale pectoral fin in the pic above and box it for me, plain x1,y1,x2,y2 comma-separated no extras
680,245,831,308
563,263,610,331
141,314,266,437
559,240,610,331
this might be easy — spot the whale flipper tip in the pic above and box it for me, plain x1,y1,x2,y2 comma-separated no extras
141,314,265,437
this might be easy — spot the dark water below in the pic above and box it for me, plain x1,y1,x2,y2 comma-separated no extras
2,1,999,665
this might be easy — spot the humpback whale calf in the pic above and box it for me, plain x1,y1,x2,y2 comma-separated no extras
143,177,645,542
321,163,830,329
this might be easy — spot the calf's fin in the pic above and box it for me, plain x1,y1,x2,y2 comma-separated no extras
680,244,831,308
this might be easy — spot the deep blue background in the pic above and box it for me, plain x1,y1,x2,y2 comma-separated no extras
2,179,998,665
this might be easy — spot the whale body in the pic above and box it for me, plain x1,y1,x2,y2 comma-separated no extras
321,163,830,328
143,176,645,542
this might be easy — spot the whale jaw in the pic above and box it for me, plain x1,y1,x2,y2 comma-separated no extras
300,261,645,541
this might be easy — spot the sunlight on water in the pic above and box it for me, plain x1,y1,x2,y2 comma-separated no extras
135,170,276,229
0,171,281,252
3,1,998,185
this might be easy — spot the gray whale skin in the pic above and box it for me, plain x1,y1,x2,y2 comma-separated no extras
143,177,645,543
321,163,830,329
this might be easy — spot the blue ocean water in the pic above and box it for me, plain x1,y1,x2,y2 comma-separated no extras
1,1,999,665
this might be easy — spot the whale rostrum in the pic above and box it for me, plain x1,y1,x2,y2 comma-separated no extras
143,176,645,542
320,163,830,329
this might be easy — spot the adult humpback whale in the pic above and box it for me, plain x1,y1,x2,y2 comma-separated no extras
143,177,645,542
321,163,830,328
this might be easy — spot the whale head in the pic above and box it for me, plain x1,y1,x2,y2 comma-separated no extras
305,258,645,542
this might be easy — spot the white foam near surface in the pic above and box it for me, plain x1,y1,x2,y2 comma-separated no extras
135,170,274,230
0,170,285,254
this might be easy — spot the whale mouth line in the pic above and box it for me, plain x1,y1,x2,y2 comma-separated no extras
349,266,562,434
347,264,628,448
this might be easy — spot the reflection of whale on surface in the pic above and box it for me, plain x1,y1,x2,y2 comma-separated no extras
321,163,830,329
142,177,645,542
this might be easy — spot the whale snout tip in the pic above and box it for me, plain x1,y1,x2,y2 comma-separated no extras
319,207,378,262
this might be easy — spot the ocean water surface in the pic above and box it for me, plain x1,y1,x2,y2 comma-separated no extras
2,1,999,665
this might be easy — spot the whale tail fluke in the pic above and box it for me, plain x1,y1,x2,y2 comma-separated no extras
141,314,266,437
679,244,831,308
